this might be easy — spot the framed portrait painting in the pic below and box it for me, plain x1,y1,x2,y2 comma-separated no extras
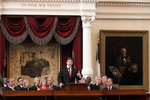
100,30,149,91
7,40,61,86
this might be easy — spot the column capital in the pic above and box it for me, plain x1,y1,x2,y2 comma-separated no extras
81,16,95,28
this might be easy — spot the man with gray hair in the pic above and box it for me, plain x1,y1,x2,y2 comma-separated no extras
3,77,18,91
91,76,101,90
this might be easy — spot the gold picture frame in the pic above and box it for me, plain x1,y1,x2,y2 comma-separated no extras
7,40,61,86
100,30,149,91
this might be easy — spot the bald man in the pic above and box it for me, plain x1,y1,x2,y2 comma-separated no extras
47,77,59,90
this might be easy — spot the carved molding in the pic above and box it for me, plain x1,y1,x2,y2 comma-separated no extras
81,16,95,23
3,0,98,3
97,2,150,7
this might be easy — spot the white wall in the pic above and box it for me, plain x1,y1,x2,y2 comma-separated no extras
91,19,150,90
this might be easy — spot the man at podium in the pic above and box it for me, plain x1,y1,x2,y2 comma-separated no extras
58,57,81,87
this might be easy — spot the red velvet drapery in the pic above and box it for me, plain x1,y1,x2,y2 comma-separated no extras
55,17,80,45
0,28,5,77
72,20,82,72
27,16,57,45
1,16,27,44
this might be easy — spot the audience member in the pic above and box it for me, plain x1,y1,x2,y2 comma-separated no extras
80,77,86,83
47,77,59,90
21,79,33,90
86,76,93,90
16,77,24,90
3,77,18,91
39,78,49,90
31,77,40,90
91,76,101,90
101,75,107,85
102,78,117,90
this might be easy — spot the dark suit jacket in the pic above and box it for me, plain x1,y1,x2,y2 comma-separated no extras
3,86,19,91
91,84,100,90
16,85,23,90
20,87,34,91
47,85,59,90
30,85,40,90
58,66,81,84
102,86,118,90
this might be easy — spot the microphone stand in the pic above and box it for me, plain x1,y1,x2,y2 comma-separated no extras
118,75,120,100
45,90,47,100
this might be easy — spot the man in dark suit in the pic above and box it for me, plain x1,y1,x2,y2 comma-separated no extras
58,57,81,87
47,77,59,90
91,76,101,90
102,78,117,90
16,77,24,90
3,77,18,91
86,76,93,90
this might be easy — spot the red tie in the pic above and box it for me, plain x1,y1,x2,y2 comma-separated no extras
68,68,71,78
109,87,110,90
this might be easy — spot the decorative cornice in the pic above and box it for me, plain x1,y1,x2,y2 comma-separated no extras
3,0,98,3
96,2,150,7
4,0,80,2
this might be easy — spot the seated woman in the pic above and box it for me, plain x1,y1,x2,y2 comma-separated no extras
39,78,49,90
31,77,40,90
21,79,33,90
80,77,86,83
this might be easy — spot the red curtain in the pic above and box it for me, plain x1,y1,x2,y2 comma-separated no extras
0,28,5,77
62,42,73,68
1,16,27,44
27,16,57,45
55,17,80,45
72,20,82,72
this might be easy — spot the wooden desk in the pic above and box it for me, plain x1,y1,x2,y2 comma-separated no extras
3,90,149,100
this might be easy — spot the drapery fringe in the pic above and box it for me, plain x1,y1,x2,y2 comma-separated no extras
26,16,58,45
0,17,28,44
54,17,80,45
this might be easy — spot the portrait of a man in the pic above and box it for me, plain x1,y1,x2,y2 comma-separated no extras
106,37,142,85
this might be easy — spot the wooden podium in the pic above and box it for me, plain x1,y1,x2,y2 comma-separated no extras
62,83,89,90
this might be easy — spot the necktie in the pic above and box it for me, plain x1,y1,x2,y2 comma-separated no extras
68,68,71,78
11,87,15,91
109,87,110,90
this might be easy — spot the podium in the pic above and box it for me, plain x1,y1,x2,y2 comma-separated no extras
62,83,89,90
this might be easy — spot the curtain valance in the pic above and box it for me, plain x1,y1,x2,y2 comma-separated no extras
1,16,80,45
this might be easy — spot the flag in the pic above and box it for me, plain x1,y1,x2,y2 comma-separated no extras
96,38,101,78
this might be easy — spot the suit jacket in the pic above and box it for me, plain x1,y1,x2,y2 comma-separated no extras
3,86,19,91
20,87,34,91
16,85,23,90
102,86,118,90
91,84,100,90
47,85,59,90
30,85,40,90
58,66,81,84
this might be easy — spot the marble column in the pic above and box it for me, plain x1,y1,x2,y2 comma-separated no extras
81,16,95,78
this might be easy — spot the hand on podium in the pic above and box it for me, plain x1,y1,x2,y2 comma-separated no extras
77,71,81,77
59,83,64,87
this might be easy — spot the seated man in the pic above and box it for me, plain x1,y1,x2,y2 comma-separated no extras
86,76,93,90
47,77,59,90
3,77,18,91
16,77,24,90
91,76,101,90
102,78,117,90
101,75,107,85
